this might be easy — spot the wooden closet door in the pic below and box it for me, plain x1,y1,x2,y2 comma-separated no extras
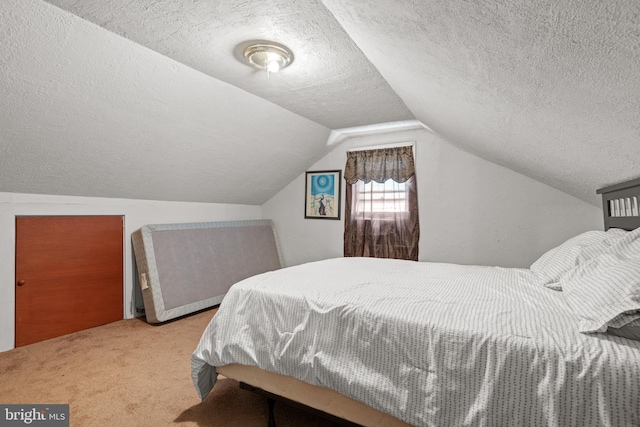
15,216,124,347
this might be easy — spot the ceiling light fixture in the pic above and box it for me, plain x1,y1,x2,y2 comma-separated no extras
242,41,294,79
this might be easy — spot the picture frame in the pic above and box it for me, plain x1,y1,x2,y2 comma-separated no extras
305,170,342,220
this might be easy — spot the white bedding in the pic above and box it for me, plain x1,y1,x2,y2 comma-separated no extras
191,257,640,427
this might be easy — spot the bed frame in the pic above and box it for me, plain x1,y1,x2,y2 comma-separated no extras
219,179,640,427
218,364,410,427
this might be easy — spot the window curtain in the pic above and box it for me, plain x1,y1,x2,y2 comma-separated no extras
344,146,420,261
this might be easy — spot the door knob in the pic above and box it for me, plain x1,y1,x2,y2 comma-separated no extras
17,280,25,287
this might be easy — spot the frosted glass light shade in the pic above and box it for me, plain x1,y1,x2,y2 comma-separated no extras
242,42,293,73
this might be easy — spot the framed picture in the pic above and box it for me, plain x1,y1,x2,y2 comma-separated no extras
305,170,341,220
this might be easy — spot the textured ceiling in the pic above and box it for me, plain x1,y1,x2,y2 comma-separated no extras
2,0,639,206
41,0,414,130
320,0,640,206
0,0,331,205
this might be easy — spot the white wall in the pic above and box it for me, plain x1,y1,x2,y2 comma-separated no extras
0,192,261,352
262,128,603,268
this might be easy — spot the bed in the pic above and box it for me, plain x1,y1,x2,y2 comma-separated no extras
191,180,640,427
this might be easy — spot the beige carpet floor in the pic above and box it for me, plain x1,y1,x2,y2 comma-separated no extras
0,308,341,427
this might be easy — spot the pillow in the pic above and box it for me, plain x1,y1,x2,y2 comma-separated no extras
560,227,640,333
607,318,640,341
530,229,627,290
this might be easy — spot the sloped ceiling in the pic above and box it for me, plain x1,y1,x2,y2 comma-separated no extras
1,0,639,206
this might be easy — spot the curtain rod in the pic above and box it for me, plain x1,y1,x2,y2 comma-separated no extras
346,141,414,152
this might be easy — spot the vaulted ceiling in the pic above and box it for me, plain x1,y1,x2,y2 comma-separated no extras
1,0,639,205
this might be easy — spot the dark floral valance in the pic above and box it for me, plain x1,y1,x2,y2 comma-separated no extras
344,145,415,185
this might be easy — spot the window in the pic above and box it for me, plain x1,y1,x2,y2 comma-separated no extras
354,179,408,218
343,144,420,260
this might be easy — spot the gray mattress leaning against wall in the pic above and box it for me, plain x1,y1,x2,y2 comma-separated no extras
132,219,282,323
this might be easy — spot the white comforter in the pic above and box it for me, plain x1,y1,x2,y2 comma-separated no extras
191,258,640,427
